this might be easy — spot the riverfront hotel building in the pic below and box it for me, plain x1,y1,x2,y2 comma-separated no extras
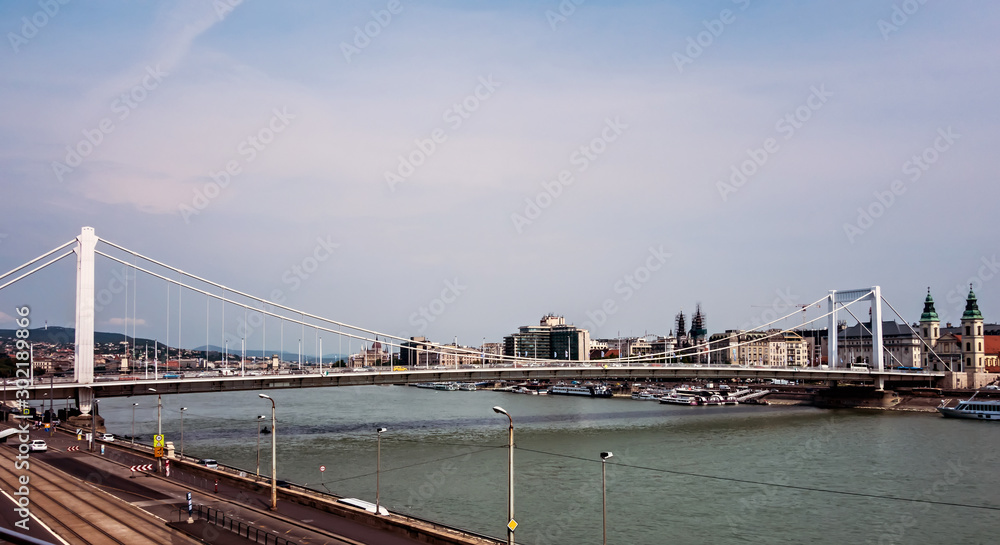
503,314,590,361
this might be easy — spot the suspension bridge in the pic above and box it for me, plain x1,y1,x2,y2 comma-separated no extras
1,227,944,414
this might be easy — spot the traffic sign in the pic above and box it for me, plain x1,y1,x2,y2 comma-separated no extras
129,464,154,472
67,446,80,452
154,446,164,458
320,465,326,472
153,434,164,448
507,519,518,532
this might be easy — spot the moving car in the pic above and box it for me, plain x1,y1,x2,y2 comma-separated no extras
101,433,115,442
29,440,47,452
197,458,218,469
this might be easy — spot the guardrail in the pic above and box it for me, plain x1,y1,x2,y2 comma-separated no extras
175,504,295,545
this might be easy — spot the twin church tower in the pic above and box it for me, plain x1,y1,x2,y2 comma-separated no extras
919,286,991,389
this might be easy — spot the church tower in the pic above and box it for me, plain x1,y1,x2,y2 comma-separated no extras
919,288,940,370
961,285,986,387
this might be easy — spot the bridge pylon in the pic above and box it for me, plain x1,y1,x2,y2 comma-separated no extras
828,286,885,390
74,227,97,412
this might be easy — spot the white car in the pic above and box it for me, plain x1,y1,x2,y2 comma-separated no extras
101,433,115,442
29,440,47,452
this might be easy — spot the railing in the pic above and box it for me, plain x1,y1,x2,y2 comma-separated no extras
177,504,296,545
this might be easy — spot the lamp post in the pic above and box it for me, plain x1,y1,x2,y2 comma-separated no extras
256,415,266,479
600,452,613,545
149,388,162,472
131,402,138,449
179,407,188,459
259,394,277,510
376,427,387,515
89,398,100,452
492,406,514,545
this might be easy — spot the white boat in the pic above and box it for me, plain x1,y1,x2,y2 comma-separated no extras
938,395,1000,420
433,382,459,391
659,391,699,406
458,383,477,391
549,385,613,398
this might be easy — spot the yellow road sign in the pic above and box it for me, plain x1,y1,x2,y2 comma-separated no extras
153,434,164,447
154,446,164,458
507,519,518,532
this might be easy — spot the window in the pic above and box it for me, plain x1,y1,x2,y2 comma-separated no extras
966,326,971,335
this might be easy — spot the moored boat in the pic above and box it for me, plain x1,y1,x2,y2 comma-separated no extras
938,395,1000,420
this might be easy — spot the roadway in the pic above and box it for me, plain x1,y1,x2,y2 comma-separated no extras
19,364,945,401
0,424,494,545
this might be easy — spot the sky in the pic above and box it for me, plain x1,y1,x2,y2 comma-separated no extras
1,0,999,354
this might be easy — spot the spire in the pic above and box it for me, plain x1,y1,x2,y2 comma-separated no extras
919,287,939,323
962,284,983,321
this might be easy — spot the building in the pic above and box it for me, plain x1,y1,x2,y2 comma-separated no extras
399,337,480,368
503,315,590,361
349,340,390,368
918,287,999,388
838,321,921,369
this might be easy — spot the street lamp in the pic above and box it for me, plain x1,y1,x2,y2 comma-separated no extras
179,407,188,459
493,406,514,545
149,388,162,472
376,427,387,515
131,402,138,449
259,393,277,510
256,415,266,479
600,452,613,545
89,398,100,452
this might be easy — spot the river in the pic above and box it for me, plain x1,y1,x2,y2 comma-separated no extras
95,385,1000,545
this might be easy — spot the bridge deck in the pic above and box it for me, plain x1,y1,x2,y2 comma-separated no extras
19,365,945,400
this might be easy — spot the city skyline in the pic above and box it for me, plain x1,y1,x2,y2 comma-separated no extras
2,1,999,346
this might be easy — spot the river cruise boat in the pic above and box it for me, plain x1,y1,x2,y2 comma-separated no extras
659,391,699,406
937,396,1000,421
548,385,613,398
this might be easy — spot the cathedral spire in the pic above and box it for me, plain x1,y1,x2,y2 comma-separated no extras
919,287,939,323
962,285,983,321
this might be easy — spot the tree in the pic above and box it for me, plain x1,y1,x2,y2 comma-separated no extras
0,352,16,378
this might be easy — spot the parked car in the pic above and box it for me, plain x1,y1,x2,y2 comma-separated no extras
29,440,47,452
197,459,218,469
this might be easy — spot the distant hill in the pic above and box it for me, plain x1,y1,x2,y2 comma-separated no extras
0,327,346,362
